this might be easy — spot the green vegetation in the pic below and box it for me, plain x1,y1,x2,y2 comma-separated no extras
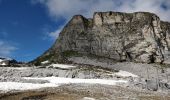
33,52,58,66
33,50,119,66
61,50,82,57
33,50,83,66
84,19,93,28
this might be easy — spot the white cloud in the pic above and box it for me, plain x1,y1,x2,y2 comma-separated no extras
34,0,170,39
0,41,17,57
35,0,170,21
48,25,64,39
118,0,170,21
35,0,117,21
41,24,64,40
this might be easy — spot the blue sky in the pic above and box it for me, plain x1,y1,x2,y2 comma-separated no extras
0,0,64,61
0,0,170,62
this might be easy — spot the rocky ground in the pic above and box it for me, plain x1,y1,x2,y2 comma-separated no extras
0,60,170,99
0,84,170,100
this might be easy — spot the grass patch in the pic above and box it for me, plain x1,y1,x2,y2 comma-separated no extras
61,51,82,57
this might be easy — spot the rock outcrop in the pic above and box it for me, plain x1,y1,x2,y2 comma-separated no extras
33,11,170,65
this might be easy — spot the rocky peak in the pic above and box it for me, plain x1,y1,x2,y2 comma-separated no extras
32,11,170,65
0,57,17,66
70,15,85,24
93,12,159,26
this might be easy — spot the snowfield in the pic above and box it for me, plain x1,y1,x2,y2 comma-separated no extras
0,65,140,92
114,70,138,78
41,60,49,64
24,77,128,85
0,77,128,92
48,64,77,69
0,64,141,93
10,67,29,70
0,82,58,92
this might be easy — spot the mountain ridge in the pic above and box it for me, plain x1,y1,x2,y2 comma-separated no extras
32,11,170,65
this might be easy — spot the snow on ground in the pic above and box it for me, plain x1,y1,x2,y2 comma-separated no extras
41,60,49,64
0,62,6,66
82,97,96,100
113,70,138,78
24,77,128,85
1,67,29,70
48,64,76,69
0,59,6,65
7,67,29,70
0,77,128,92
0,82,58,92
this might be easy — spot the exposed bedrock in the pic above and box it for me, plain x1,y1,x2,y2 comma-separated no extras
33,11,170,65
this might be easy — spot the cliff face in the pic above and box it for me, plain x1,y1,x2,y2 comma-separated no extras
33,11,170,65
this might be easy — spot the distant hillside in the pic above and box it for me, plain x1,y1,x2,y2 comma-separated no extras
0,57,17,66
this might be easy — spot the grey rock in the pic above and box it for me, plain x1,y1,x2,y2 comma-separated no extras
32,11,170,65
159,81,170,89
146,79,158,91
165,82,170,89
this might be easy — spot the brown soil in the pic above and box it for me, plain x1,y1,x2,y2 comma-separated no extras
0,92,82,100
0,84,169,100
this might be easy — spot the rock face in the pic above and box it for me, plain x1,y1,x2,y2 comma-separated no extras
33,11,170,65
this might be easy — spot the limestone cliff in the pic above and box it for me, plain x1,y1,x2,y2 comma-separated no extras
33,11,170,65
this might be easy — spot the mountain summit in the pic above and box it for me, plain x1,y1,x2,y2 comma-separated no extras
33,11,170,65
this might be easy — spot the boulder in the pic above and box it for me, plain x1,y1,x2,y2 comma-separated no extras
146,79,158,91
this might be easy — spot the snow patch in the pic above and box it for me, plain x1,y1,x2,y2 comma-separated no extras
114,70,138,78
24,77,128,86
82,97,95,100
10,67,29,70
0,82,58,92
0,59,6,65
41,60,49,64
1,62,6,66
48,64,76,69
0,77,128,92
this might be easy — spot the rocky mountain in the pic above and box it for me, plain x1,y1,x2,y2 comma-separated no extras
32,11,170,65
0,57,28,67
0,57,17,66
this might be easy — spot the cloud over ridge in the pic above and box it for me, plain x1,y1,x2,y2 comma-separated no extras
34,0,170,38
36,0,170,21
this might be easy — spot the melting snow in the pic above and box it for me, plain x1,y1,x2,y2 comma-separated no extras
0,77,128,92
49,64,76,69
114,70,138,78
0,82,58,92
1,62,6,66
82,97,96,100
41,60,49,64
24,77,127,86
10,67,29,70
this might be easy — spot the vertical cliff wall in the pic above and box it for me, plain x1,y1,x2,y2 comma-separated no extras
33,12,170,65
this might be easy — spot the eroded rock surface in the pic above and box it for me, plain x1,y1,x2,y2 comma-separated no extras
33,11,170,64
